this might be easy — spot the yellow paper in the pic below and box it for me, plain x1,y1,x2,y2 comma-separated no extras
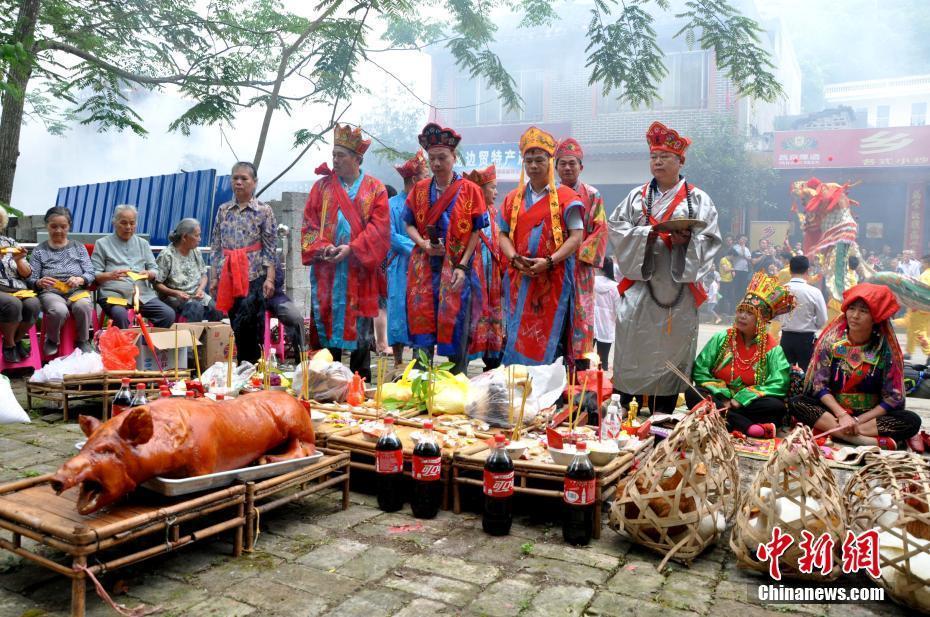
106,296,129,306
127,271,148,281
52,279,71,293
68,290,90,303
0,247,21,255
12,290,36,298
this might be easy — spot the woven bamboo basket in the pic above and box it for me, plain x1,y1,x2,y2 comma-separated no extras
730,425,846,580
608,402,739,570
845,451,930,611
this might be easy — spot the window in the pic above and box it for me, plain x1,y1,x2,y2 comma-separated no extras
912,102,927,126
876,105,890,128
854,107,868,126
456,71,544,126
594,51,709,113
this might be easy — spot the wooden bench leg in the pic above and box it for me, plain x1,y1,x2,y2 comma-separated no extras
71,555,86,617
234,499,244,557
341,467,350,511
244,483,255,553
452,467,461,514
593,484,602,539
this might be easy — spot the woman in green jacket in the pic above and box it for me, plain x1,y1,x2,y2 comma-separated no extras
685,272,795,438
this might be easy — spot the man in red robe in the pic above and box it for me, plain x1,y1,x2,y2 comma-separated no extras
301,124,390,381
555,138,608,369
404,123,488,373
498,127,584,366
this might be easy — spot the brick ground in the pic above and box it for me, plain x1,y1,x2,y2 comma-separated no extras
0,323,927,617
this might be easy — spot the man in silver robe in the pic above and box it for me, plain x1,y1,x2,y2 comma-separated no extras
608,121,721,414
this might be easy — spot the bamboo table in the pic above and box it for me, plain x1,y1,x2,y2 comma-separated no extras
244,448,350,550
451,436,654,539
0,474,246,617
26,370,192,421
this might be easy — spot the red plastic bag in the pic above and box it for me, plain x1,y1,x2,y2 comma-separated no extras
98,327,139,371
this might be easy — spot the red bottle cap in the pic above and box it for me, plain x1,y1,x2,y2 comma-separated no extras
216,393,225,400
423,421,434,430
122,378,130,384
494,434,505,443
136,383,145,389
384,417,395,425
160,390,170,398
185,391,194,398
576,442,587,451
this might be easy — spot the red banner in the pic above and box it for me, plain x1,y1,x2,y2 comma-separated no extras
905,184,926,253
774,126,930,169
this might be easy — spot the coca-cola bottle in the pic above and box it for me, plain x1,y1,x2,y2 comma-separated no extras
411,421,442,519
130,383,148,408
482,434,514,536
562,441,596,545
112,378,132,416
375,417,404,512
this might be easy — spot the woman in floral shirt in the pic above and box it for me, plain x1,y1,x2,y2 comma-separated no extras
156,219,220,322
0,208,39,363
790,283,921,449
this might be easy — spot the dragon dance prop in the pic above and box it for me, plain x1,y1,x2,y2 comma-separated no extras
791,178,930,312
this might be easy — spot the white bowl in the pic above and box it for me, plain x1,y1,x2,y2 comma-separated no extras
586,440,620,466
548,445,577,466
505,439,533,459
310,410,326,429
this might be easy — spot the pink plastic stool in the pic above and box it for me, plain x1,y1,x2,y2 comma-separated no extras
40,315,79,361
0,325,42,372
264,311,285,361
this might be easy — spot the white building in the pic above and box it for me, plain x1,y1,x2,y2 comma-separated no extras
824,74,930,128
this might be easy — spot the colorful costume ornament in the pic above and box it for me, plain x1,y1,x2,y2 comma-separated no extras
463,164,504,364
687,272,794,436
555,138,608,362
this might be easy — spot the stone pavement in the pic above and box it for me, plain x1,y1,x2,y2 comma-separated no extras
0,327,928,616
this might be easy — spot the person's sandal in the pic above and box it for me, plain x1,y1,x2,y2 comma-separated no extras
876,436,898,451
14,339,29,361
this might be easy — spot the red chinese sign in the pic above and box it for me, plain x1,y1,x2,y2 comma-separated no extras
774,125,930,169
905,184,926,253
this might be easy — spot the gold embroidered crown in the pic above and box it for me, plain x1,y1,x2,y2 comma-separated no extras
334,123,370,156
738,272,796,321
519,126,556,156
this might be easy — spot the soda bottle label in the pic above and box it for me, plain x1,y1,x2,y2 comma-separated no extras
412,455,442,481
483,470,514,497
376,449,403,474
563,478,596,505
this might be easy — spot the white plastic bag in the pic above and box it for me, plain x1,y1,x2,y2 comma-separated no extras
29,349,105,383
0,374,29,424
466,357,566,428
292,361,353,402
200,361,256,391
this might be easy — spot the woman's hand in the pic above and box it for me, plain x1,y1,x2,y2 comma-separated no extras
11,247,26,261
174,290,191,301
66,276,84,289
837,413,858,435
193,288,205,300
107,269,129,282
37,277,57,289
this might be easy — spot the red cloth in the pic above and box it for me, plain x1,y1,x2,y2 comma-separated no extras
841,283,900,323
215,242,261,312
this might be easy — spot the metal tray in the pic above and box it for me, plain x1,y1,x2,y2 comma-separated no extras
140,451,324,496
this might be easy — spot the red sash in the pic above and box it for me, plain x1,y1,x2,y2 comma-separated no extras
617,182,707,307
328,174,364,237
216,241,262,312
425,179,464,229
478,230,499,264
514,195,554,248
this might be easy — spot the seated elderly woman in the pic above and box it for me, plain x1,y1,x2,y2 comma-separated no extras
789,283,922,450
28,207,96,356
685,273,794,439
0,208,40,363
155,218,221,322
92,205,175,329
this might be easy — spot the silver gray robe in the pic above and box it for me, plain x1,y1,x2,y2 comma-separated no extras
608,179,721,396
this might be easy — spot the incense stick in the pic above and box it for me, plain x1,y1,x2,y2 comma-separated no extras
191,328,201,380
226,331,234,391
664,360,705,401
174,324,179,385
512,377,531,441
507,366,515,427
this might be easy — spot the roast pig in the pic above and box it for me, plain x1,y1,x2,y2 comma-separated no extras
50,391,316,514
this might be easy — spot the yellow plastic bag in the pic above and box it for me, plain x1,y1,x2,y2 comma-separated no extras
427,373,470,415
381,360,416,403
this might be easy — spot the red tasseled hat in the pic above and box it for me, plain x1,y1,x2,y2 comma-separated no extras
395,150,428,179
646,121,691,162
554,138,583,162
841,283,900,323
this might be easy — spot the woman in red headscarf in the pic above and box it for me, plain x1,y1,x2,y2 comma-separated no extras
789,283,921,449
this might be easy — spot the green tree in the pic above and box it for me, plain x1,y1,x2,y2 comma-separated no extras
684,116,778,227
0,0,784,210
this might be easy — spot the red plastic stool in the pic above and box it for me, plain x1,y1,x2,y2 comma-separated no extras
40,315,79,361
264,311,285,361
0,325,42,372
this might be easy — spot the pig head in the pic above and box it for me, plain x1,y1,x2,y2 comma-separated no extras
50,407,168,515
